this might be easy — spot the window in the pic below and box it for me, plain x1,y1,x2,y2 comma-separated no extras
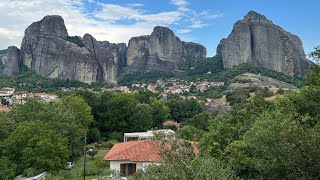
120,163,136,176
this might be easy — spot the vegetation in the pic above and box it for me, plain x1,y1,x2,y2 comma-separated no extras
0,49,8,54
118,71,174,86
66,36,85,47
0,66,90,92
0,46,318,178
183,55,224,76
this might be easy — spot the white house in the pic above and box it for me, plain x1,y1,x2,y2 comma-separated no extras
104,140,162,177
0,87,15,97
123,129,175,142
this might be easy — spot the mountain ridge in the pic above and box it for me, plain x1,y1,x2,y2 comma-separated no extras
0,11,314,85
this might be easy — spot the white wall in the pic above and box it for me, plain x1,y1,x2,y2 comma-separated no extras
110,160,161,172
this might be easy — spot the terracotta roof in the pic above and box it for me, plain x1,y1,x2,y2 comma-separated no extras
104,140,199,163
104,140,162,163
163,120,180,128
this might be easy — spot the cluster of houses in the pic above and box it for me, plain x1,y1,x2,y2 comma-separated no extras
109,79,224,102
0,87,59,109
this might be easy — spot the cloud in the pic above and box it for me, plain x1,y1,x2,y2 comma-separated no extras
177,29,192,34
93,3,181,25
171,0,189,7
127,3,144,7
0,0,223,49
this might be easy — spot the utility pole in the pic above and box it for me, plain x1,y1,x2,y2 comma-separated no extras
83,135,87,180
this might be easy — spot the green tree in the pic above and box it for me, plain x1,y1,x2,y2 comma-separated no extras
228,110,320,179
186,112,210,131
131,140,235,180
129,103,153,132
166,98,204,123
0,157,16,180
87,149,98,159
305,46,320,86
88,128,101,143
189,84,197,93
176,125,204,141
4,121,69,175
150,97,169,128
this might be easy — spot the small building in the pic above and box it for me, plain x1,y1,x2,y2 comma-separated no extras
104,140,200,178
163,120,180,129
0,87,15,97
104,140,162,177
123,129,175,142
14,172,48,180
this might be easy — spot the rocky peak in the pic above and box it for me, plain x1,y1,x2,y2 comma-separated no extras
124,26,206,75
152,26,175,37
243,11,271,23
25,15,68,39
217,11,312,76
0,46,21,76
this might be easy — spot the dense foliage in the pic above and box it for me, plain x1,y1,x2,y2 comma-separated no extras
118,71,174,86
183,55,224,76
66,36,85,47
0,95,93,178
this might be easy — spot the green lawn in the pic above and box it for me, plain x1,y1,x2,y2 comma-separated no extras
57,148,109,180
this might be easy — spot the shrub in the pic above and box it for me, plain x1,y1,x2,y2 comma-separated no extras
66,36,84,47
100,140,119,149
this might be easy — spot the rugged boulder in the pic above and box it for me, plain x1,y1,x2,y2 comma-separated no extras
217,11,312,76
124,26,206,75
20,15,117,85
0,46,21,76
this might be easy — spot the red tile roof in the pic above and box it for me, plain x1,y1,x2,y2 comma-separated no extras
104,140,200,163
163,120,180,128
104,140,162,163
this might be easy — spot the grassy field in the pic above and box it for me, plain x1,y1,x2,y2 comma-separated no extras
57,148,109,180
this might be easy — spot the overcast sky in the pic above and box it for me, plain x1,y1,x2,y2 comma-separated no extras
0,0,319,57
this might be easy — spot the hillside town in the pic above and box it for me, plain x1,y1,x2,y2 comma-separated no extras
0,87,58,107
0,79,225,112
111,79,224,99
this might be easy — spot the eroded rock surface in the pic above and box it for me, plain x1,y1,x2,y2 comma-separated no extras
217,11,312,76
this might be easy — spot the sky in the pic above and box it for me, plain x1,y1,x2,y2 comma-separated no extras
0,0,319,57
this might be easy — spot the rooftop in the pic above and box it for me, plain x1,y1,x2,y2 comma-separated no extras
104,140,162,163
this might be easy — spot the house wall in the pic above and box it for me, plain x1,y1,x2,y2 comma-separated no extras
110,160,160,172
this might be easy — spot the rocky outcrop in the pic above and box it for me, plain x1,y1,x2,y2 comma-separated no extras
99,41,127,74
20,15,117,85
217,11,312,76
82,34,117,84
228,73,297,91
0,46,21,76
124,26,206,75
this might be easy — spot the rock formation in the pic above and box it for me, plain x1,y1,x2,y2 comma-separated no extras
217,11,312,76
20,15,117,85
0,46,21,76
1,16,206,84
124,26,206,75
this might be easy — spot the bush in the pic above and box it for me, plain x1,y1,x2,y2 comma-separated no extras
100,140,119,149
66,36,84,47
276,88,285,94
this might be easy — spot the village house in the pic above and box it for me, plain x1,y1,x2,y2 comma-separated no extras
163,120,180,129
104,139,199,178
104,140,162,177
112,86,130,93
0,87,15,97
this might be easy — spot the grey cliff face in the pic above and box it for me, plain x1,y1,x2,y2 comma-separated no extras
0,46,21,76
217,11,312,76
124,26,206,75
82,34,117,85
20,15,117,85
99,41,127,74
